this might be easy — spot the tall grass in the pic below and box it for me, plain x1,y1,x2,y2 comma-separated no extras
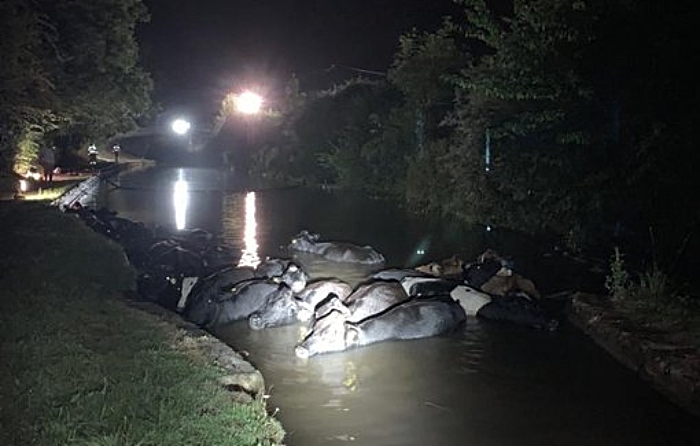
0,202,284,445
604,244,700,339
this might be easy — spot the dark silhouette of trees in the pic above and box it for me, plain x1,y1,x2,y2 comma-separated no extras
449,0,699,244
254,0,699,251
0,0,152,173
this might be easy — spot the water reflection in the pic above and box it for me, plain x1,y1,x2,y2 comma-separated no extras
172,168,189,230
103,170,700,446
216,321,490,446
238,192,261,268
219,316,700,446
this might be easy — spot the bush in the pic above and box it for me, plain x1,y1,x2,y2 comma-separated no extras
604,246,700,337
605,247,631,302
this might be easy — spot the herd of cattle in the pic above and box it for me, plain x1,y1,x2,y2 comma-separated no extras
66,204,561,359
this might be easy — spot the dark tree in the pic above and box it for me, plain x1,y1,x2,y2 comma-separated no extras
0,0,152,173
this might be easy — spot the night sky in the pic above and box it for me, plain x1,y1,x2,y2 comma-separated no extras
137,0,463,119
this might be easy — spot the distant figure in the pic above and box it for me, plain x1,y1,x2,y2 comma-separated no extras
88,144,98,167
222,151,235,173
39,146,56,182
112,144,121,164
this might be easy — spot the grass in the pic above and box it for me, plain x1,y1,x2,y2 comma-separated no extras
604,246,700,344
22,185,70,201
0,201,285,445
1,170,85,202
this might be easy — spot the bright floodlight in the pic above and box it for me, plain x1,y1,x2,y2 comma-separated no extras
171,118,191,135
234,91,263,115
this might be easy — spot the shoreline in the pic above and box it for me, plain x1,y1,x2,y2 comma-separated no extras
6,167,698,425
120,291,268,400
52,167,700,420
46,161,274,403
566,292,700,418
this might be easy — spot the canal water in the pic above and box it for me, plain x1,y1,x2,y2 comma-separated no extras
101,166,699,446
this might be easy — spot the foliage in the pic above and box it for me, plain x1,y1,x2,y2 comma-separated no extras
404,138,458,216
605,246,631,302
260,78,402,190
317,83,405,192
604,245,699,335
386,28,472,203
250,74,309,184
388,28,469,150
257,0,698,258
0,0,153,175
13,125,43,174
636,266,671,304
0,0,47,171
447,0,611,237
0,203,284,446
260,29,467,198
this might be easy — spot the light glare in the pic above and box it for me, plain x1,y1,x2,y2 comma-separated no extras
173,169,189,230
238,192,260,268
234,91,263,115
171,118,191,135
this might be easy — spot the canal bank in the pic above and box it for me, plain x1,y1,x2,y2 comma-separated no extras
48,159,279,398
567,292,700,418
0,168,285,445
46,167,700,422
4,166,692,445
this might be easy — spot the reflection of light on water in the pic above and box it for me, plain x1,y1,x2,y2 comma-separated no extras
297,325,310,343
237,191,260,268
342,360,358,392
173,169,189,230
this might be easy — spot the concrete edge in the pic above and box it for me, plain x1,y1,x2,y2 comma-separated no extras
566,292,700,418
53,163,271,402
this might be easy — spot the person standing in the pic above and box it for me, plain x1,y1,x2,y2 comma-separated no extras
39,145,56,182
88,144,98,167
112,144,121,164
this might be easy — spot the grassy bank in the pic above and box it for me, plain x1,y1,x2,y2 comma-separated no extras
562,249,700,417
0,201,284,445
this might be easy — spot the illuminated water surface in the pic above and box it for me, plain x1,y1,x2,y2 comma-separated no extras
102,167,700,446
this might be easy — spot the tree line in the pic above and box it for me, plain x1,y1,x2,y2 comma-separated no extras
252,0,699,254
2,0,697,259
0,0,152,174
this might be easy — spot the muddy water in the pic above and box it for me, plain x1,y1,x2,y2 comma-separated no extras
102,167,700,446
214,270,698,446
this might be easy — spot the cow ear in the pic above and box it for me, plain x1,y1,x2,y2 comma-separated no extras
316,294,351,319
331,296,352,317
345,324,359,346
